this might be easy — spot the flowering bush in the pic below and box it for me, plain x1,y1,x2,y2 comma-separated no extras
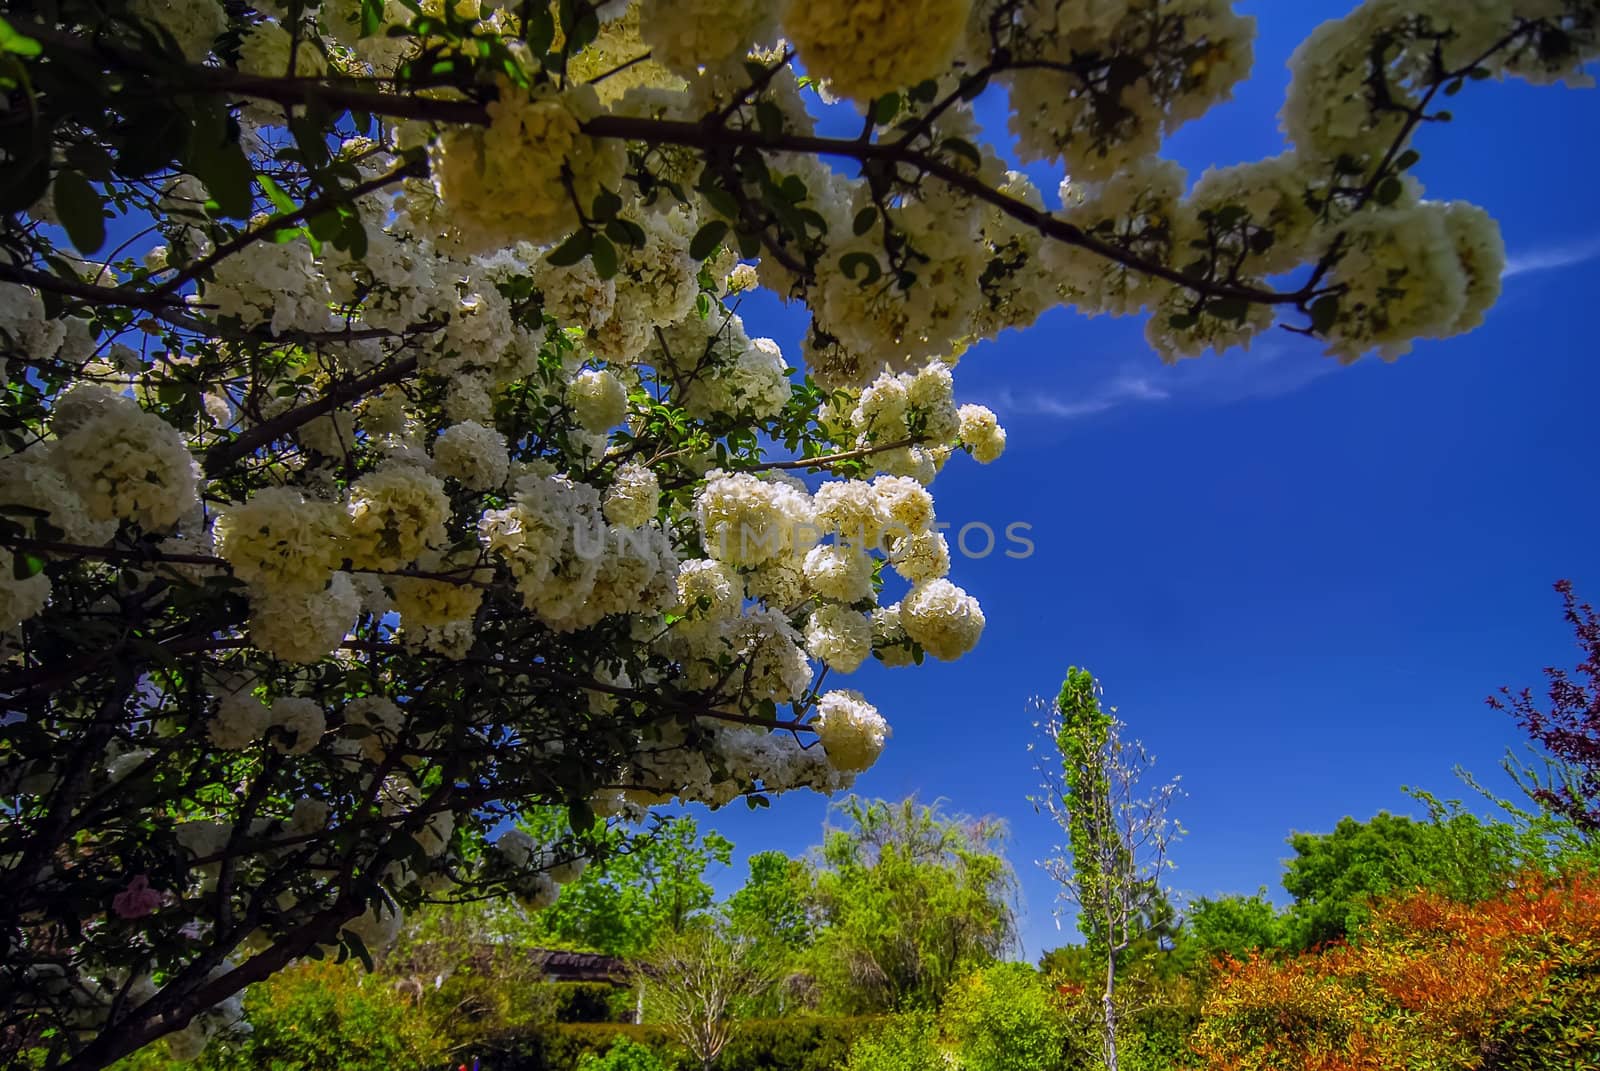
1190,871,1600,1070
0,1,1596,1066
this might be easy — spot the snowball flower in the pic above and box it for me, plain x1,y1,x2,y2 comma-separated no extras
676,558,741,619
209,688,270,751
344,695,405,762
0,570,51,633
131,0,227,61
267,697,326,755
53,398,198,531
887,528,950,583
432,421,510,491
568,369,629,432
900,578,985,661
696,471,815,566
638,0,779,77
431,81,624,252
603,461,661,527
802,543,875,604
345,464,450,570
249,572,360,664
811,689,889,773
804,604,873,673
495,829,537,868
215,487,347,594
957,404,1006,463
782,0,973,102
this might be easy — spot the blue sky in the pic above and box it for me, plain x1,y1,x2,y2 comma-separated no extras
688,0,1600,960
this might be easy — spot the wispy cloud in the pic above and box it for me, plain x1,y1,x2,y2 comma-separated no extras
980,339,1341,424
989,375,1170,420
1504,235,1600,278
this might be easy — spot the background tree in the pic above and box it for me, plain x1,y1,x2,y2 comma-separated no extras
531,813,733,960
724,850,815,1015
1033,668,1183,1071
1491,580,1600,833
637,920,774,1071
1277,796,1562,951
804,796,1016,1014
2,1,1598,1065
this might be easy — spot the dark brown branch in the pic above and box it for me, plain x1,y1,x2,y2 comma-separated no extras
202,353,420,477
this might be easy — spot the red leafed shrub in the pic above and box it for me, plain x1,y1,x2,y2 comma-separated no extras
1191,871,1600,1070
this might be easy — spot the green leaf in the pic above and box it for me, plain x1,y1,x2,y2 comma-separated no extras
1310,294,1341,335
341,927,375,972
852,206,879,236
591,188,622,222
735,228,761,259
12,550,44,581
360,0,385,37
871,92,901,125
1208,298,1250,323
0,16,41,57
53,171,106,255
545,228,592,267
689,220,729,261
257,174,297,216
699,185,738,220
839,251,881,285
1394,149,1421,171
941,137,982,168
590,233,618,279
1375,176,1404,206
189,138,253,220
756,100,784,141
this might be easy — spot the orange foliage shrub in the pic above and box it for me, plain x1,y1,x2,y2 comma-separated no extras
1191,872,1600,1070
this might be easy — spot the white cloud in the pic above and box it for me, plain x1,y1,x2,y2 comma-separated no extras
990,375,1170,420
981,339,1341,423
1504,235,1600,278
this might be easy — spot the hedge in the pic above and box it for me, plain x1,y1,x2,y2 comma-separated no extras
475,1017,882,1071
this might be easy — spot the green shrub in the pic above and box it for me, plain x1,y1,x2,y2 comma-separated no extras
109,958,448,1071
940,962,1073,1071
481,1017,878,1071
840,1013,941,1071
549,982,632,1024
577,1038,671,1071
1489,958,1600,1070
717,1017,878,1071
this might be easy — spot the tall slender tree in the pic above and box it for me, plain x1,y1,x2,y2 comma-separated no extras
1033,668,1183,1071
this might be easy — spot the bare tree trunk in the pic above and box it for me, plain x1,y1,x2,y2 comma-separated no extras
1101,952,1119,1071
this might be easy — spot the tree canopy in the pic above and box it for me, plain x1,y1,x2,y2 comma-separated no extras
1,0,1598,1066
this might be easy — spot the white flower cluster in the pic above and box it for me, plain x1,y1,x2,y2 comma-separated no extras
1002,0,1256,181
432,81,625,253
432,421,510,491
781,0,974,102
50,387,199,533
1319,200,1504,362
811,689,889,773
638,0,778,79
130,0,228,61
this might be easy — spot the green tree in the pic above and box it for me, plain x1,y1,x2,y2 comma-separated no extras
535,814,734,959
638,920,773,1071
1279,798,1555,951
725,850,815,1014
1033,669,1183,1071
804,797,1016,1014
1182,890,1284,963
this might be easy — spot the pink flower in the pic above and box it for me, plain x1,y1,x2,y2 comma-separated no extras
112,874,163,920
